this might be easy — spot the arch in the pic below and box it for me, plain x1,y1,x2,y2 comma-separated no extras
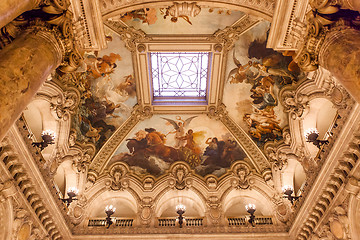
154,189,206,218
100,0,275,21
281,158,305,195
54,159,78,197
301,97,337,158
85,190,138,219
223,188,275,217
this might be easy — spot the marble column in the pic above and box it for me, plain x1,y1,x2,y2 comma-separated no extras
310,0,360,13
318,28,360,102
0,0,41,29
0,27,64,141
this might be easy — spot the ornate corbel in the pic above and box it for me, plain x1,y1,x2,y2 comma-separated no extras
206,196,222,224
168,163,192,190
230,162,251,190
280,90,309,120
139,197,153,226
69,194,87,226
49,88,80,120
105,163,129,191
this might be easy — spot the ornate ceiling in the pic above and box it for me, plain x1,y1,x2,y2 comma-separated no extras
1,0,360,240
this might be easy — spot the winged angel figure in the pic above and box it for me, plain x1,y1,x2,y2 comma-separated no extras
161,116,197,148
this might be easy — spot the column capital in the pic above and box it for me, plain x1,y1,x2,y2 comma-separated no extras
294,6,360,72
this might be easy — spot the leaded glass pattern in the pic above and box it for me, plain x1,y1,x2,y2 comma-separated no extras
150,52,210,99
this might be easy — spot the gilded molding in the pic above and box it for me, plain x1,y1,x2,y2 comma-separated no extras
208,14,261,51
99,0,276,20
104,19,151,52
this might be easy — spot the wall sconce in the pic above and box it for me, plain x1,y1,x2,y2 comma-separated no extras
282,185,300,204
176,204,186,228
105,205,116,228
304,128,329,149
61,187,78,207
245,203,256,227
32,130,56,151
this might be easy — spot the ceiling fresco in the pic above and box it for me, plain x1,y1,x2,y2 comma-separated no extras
222,21,304,146
71,29,137,149
114,5,245,35
108,114,249,178
66,3,305,179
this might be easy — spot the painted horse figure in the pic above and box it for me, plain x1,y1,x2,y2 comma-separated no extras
145,129,180,162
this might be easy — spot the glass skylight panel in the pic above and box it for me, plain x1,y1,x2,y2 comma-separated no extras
150,52,210,100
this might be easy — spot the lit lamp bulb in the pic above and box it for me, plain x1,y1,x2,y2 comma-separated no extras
245,203,256,227
176,204,186,228
245,203,256,215
105,205,116,228
304,128,329,149
61,187,78,207
32,129,56,151
67,187,79,198
282,185,299,204
282,185,294,196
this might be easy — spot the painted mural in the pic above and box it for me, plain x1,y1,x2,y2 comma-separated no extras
71,29,137,149
223,21,305,146
110,115,248,177
115,4,244,35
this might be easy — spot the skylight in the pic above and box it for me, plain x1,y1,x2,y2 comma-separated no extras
150,52,211,103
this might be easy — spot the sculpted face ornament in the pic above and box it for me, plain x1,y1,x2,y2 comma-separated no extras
233,164,250,189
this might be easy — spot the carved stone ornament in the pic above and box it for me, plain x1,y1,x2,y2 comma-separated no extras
139,197,153,225
231,163,251,190
69,195,87,226
209,14,260,51
50,89,80,120
294,3,360,73
281,90,309,120
12,208,32,240
143,177,155,190
206,176,218,190
206,196,222,224
168,163,191,190
106,163,129,191
104,19,151,52
1,0,83,72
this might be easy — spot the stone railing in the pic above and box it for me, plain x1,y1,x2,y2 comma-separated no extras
88,218,134,227
158,217,203,227
227,216,273,226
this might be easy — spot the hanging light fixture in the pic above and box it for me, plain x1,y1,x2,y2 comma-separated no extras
304,128,329,149
105,205,116,228
282,185,300,204
176,204,186,228
61,187,79,207
32,130,56,151
245,203,256,227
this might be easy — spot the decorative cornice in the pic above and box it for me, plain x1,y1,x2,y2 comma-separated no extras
99,0,276,20
290,103,360,239
0,137,65,239
104,19,151,52
208,14,261,51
